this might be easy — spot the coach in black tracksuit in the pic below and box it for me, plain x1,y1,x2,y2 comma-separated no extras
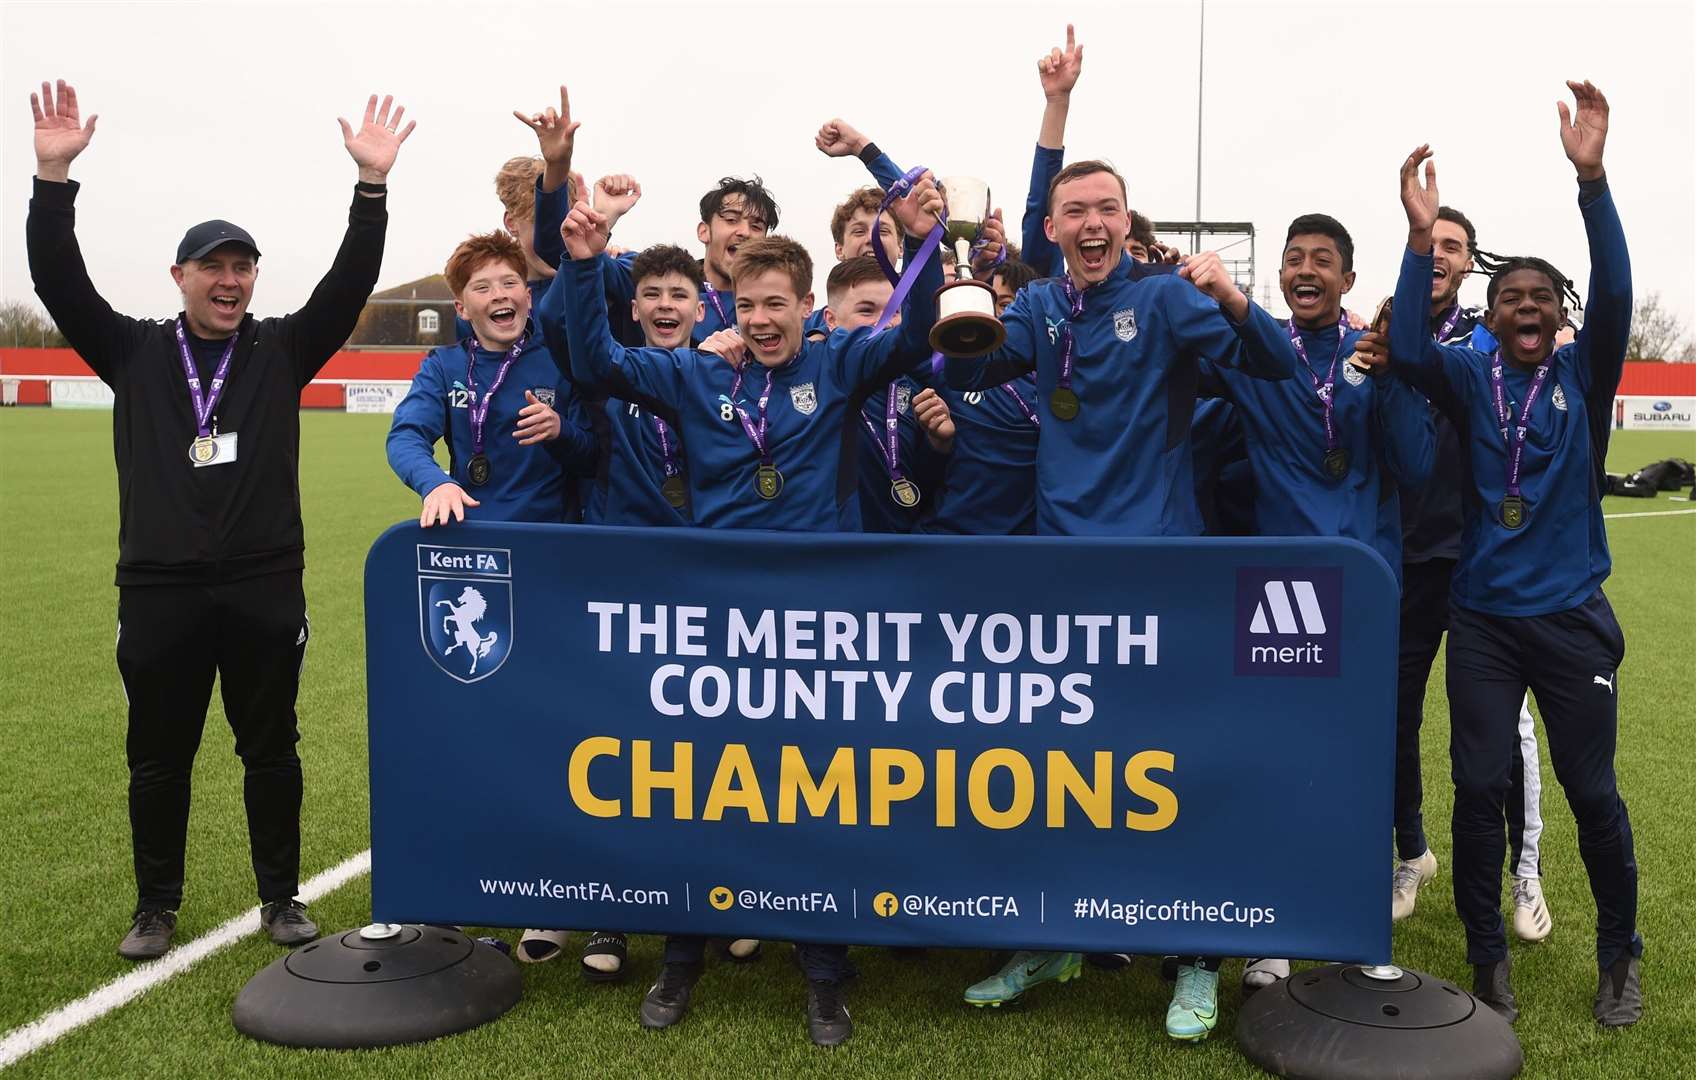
25,80,413,960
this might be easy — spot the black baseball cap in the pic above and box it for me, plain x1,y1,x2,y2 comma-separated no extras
175,220,261,264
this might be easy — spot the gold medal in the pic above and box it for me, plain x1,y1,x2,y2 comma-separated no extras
661,474,687,509
891,479,921,508
189,435,218,465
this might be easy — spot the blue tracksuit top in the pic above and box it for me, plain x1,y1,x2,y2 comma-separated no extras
908,371,1040,536
1191,398,1255,537
854,375,948,534
1400,307,1493,565
386,324,596,523
944,257,1292,536
1388,179,1628,617
558,236,943,532
1200,310,1434,584
534,262,689,527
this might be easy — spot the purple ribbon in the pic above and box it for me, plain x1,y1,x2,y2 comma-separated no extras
1001,380,1040,428
173,319,236,438
1434,303,1463,343
1489,351,1553,499
701,282,734,330
1287,313,1350,454
869,166,946,336
651,415,681,479
861,381,909,486
463,335,527,455
1055,277,1089,393
729,364,776,466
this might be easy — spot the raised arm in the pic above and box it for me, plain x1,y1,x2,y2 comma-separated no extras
514,85,579,197
279,94,413,384
1387,145,1472,408
1022,25,1082,276
843,176,947,388
816,117,904,192
554,201,687,420
1558,81,1629,404
24,79,148,382
1175,252,1291,381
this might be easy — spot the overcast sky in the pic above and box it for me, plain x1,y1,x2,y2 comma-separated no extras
4,0,1693,336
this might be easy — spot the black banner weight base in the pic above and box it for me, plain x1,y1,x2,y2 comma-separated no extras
232,924,521,1049
1236,964,1522,1079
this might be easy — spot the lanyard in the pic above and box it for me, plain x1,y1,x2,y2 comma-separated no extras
701,282,734,330
728,364,776,466
1434,303,1463,343
1055,277,1089,392
463,335,526,455
1287,314,1350,453
1489,352,1553,499
173,319,236,437
650,414,681,478
861,381,909,484
1000,381,1040,427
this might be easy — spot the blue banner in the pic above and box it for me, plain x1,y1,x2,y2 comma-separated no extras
366,523,1397,964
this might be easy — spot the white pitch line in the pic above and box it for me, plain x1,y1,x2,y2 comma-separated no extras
0,849,372,1071
1604,508,1696,519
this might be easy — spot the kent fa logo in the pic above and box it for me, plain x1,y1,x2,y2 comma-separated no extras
895,382,912,414
790,381,818,415
1113,308,1137,342
418,545,513,683
1234,566,1342,678
530,387,556,407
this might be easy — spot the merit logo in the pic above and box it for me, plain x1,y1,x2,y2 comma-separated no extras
1234,567,1342,678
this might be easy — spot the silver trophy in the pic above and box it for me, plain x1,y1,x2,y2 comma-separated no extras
930,176,1006,358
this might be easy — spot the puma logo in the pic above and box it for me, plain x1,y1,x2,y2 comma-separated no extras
1593,673,1615,694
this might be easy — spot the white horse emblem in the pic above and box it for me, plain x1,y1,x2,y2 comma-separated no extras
437,586,501,675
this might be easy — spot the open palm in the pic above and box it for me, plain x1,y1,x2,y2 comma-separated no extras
339,94,415,181
31,79,96,168
1558,80,1608,179
1399,144,1439,232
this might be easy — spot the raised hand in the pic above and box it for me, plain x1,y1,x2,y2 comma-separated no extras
560,201,611,261
913,388,955,453
31,79,97,181
1399,144,1439,243
338,94,415,184
815,118,868,159
513,85,580,166
1558,80,1608,181
592,174,642,229
1038,24,1084,100
1178,251,1249,321
890,171,945,237
514,390,561,445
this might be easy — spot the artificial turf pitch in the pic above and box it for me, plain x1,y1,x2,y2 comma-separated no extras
1,410,1692,1078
